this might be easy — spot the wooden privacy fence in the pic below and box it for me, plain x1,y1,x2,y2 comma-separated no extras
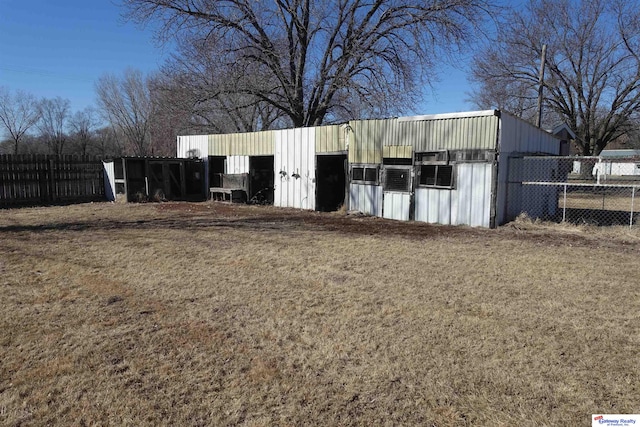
0,155,105,208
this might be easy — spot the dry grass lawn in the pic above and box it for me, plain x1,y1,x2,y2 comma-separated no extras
1,202,639,426
563,191,637,212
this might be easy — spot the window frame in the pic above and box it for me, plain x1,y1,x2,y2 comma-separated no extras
449,149,495,163
415,151,456,189
417,164,455,189
350,163,380,185
382,166,413,192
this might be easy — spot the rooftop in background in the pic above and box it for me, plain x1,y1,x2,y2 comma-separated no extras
598,149,640,158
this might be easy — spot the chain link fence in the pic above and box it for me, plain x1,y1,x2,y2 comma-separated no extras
510,156,640,227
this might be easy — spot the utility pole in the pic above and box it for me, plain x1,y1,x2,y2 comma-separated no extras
536,44,547,128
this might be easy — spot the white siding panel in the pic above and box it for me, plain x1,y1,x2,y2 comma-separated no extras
415,188,452,225
415,165,491,227
226,156,249,174
455,164,472,226
103,161,115,202
177,135,209,159
349,184,383,216
452,163,492,227
383,192,410,221
274,128,316,210
471,163,491,227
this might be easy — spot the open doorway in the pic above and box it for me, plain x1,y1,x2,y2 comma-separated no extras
249,156,274,204
316,154,347,212
208,156,225,188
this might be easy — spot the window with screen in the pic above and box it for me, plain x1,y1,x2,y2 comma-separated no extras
351,164,378,184
419,164,454,188
384,168,411,192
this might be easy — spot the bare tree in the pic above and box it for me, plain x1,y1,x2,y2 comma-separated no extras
469,0,640,156
96,69,153,156
37,97,71,157
0,87,41,154
95,126,126,158
123,0,493,128
69,107,99,156
157,40,289,134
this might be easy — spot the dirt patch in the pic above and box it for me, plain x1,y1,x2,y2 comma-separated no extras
151,201,640,253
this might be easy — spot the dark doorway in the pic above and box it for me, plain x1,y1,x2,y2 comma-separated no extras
148,161,165,199
124,158,146,202
208,156,225,188
249,156,274,204
147,161,185,200
316,154,347,212
184,161,205,199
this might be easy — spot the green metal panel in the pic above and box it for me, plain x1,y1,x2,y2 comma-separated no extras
348,119,388,164
348,112,498,164
208,130,275,156
382,145,413,158
315,125,346,153
206,111,498,161
397,113,499,151
208,134,229,156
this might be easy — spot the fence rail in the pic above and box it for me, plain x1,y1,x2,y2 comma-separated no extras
0,155,105,208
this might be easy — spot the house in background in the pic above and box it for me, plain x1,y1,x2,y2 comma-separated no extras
177,110,563,228
592,150,640,179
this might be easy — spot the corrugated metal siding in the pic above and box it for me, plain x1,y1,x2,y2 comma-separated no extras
499,112,560,155
316,125,347,153
415,188,455,225
229,130,274,155
348,119,389,164
383,192,411,221
349,114,499,164
518,184,557,220
177,135,209,158
496,113,560,224
226,156,249,174
208,134,229,156
103,161,115,202
400,115,499,151
503,157,560,223
414,163,492,227
274,128,316,210
455,163,492,227
207,131,275,156
349,184,383,216
382,145,413,158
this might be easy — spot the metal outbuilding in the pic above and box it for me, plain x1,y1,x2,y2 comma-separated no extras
177,110,564,227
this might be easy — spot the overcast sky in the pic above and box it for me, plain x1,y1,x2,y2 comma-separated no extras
0,0,477,117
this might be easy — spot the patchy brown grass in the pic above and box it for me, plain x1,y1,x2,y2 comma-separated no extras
563,192,636,212
1,201,639,426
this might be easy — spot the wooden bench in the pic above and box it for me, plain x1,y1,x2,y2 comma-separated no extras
210,187,246,202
